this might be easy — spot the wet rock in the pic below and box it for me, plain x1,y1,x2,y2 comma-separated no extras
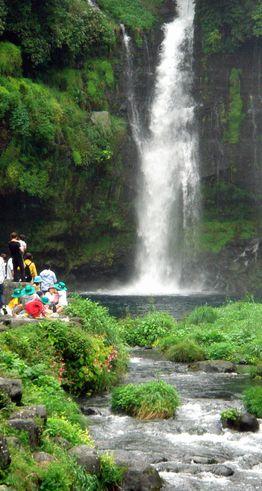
0,437,11,469
189,360,236,373
0,377,22,403
10,405,47,422
9,419,42,448
192,456,218,465
113,450,163,490
53,436,72,449
34,452,55,465
212,464,234,477
80,406,101,416
68,446,100,474
222,412,259,432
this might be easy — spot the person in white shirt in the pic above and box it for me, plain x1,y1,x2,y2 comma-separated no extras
40,264,57,292
55,282,68,314
6,257,14,280
19,234,27,255
0,255,6,308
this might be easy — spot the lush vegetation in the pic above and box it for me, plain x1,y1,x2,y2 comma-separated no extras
128,302,262,365
243,387,262,418
196,0,261,55
0,298,127,489
117,310,177,347
0,0,166,274
111,380,180,419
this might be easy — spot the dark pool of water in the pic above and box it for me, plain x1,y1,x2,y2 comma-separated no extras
81,293,239,319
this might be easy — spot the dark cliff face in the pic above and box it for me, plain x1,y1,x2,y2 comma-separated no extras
193,0,262,294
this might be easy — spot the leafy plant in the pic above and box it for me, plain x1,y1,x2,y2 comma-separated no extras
99,453,124,488
187,305,218,325
243,387,262,418
119,311,176,347
221,407,241,422
165,340,205,363
111,380,180,419
43,417,92,446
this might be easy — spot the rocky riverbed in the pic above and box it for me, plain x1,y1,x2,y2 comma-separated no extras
83,349,262,490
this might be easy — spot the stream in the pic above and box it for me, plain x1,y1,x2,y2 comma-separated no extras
86,349,262,490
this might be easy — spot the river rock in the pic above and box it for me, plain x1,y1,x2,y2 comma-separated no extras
189,360,236,373
34,451,55,465
113,450,163,490
212,464,234,477
68,446,100,474
80,405,101,416
10,405,47,422
0,377,22,403
8,419,42,448
0,437,11,469
222,412,259,432
192,456,218,465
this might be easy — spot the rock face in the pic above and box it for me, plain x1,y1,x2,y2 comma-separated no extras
0,437,11,469
68,446,100,474
9,419,42,448
222,412,259,432
0,378,22,404
10,405,47,422
189,360,236,373
113,450,163,491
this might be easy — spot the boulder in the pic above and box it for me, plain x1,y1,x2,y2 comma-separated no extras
34,452,55,466
189,360,236,373
68,446,100,474
212,464,234,477
0,377,22,403
53,436,72,449
222,412,259,432
80,406,101,416
10,405,47,422
0,437,11,469
113,450,163,491
9,418,41,448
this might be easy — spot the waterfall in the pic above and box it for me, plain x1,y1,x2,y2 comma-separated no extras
128,0,200,294
121,25,143,154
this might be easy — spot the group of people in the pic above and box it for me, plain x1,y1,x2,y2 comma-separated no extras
0,232,68,319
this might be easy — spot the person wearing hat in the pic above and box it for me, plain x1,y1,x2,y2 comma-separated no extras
25,298,46,319
41,296,54,317
45,285,59,312
33,276,42,292
21,285,39,307
7,288,23,313
55,282,68,314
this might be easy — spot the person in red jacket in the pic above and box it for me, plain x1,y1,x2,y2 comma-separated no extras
25,299,46,318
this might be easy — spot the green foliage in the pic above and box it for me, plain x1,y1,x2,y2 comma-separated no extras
196,0,261,55
187,305,218,325
224,68,244,144
221,407,241,422
158,301,262,365
250,363,262,380
5,0,116,67
112,380,180,419
118,311,176,347
43,417,92,446
97,0,164,31
243,387,262,418
198,219,256,253
165,340,205,363
0,42,22,76
99,453,124,488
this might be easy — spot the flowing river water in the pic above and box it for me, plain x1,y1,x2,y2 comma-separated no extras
85,349,262,490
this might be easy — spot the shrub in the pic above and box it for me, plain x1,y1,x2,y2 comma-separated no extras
221,407,241,423
111,380,180,419
187,305,218,325
99,453,124,488
119,311,176,347
207,342,234,360
43,417,92,446
0,42,22,75
243,387,262,418
165,340,205,363
250,363,262,380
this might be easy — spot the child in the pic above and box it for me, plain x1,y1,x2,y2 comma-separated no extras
55,282,68,314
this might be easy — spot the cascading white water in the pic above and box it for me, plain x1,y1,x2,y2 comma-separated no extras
131,0,200,294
